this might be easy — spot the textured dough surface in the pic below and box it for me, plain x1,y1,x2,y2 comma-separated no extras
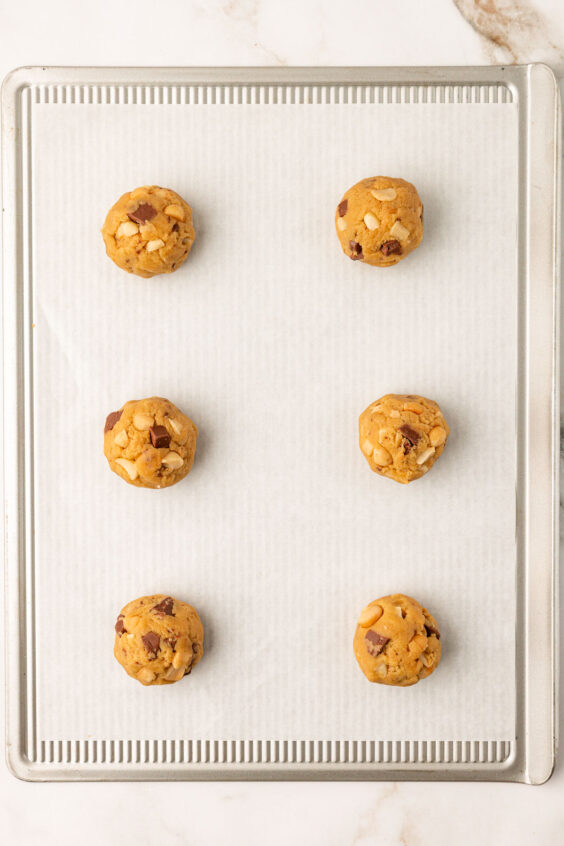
102,185,195,278
335,176,423,267
353,593,441,686
114,594,204,685
104,396,198,489
359,393,449,484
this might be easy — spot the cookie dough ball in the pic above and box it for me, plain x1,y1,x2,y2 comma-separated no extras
335,176,423,267
104,396,197,489
114,594,204,685
359,393,449,484
353,593,441,686
102,185,195,278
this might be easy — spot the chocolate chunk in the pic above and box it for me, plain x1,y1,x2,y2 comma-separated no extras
349,240,363,260
172,222,179,232
142,631,160,658
365,630,389,657
338,199,348,217
399,424,421,454
128,203,157,225
104,409,123,433
115,615,125,635
152,596,174,616
164,638,177,651
150,425,171,449
425,622,440,640
381,239,401,256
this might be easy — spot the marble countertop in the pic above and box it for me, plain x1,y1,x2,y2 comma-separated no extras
1,1,563,843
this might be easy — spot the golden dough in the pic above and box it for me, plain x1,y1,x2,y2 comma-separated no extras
335,176,423,267
102,185,195,278
104,396,197,489
114,594,204,685
353,593,441,686
359,393,449,484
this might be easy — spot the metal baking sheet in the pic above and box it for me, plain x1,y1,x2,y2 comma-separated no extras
2,65,559,782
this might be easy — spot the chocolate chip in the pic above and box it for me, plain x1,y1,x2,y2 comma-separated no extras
152,596,174,616
338,199,348,217
381,239,401,256
104,409,123,433
349,240,363,260
398,424,420,454
128,203,157,225
365,630,389,657
164,638,177,651
150,425,171,449
115,615,125,635
425,622,440,640
142,631,160,658
172,223,179,232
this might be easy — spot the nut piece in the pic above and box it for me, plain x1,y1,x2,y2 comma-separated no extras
403,402,424,414
421,652,434,668
363,212,379,231
146,238,165,252
162,451,184,470
358,604,383,627
429,426,447,447
361,439,374,457
168,418,183,436
371,188,397,201
376,662,388,678
172,649,190,669
137,668,156,684
390,220,410,241
416,447,436,465
114,429,129,448
116,221,139,238
372,443,392,466
337,217,347,231
115,458,138,481
164,204,185,221
164,666,184,682
394,606,404,618
133,412,153,431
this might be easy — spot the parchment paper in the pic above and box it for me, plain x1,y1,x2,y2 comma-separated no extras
30,95,518,742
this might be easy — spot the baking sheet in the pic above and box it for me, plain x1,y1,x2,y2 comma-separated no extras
29,97,518,744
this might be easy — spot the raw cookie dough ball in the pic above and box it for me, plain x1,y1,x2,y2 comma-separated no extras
359,393,449,484
101,185,195,278
353,593,441,686
335,176,423,267
104,396,198,489
114,594,204,685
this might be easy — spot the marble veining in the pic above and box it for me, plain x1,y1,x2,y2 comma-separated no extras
453,0,564,70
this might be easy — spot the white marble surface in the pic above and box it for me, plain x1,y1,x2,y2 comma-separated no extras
1,1,563,843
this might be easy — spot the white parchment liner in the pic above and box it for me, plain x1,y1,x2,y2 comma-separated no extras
30,97,518,742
